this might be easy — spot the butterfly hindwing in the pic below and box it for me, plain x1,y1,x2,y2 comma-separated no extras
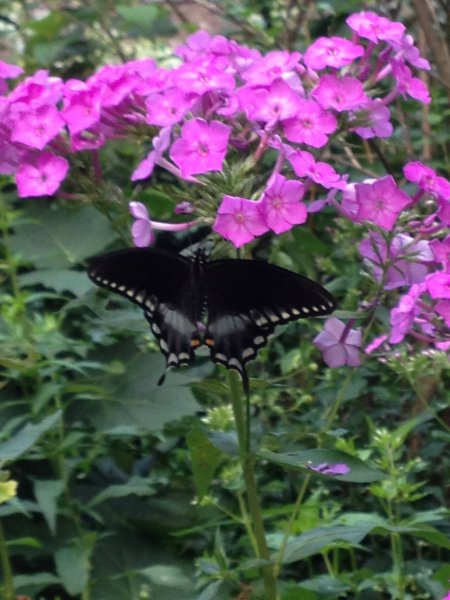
88,248,199,370
204,259,336,389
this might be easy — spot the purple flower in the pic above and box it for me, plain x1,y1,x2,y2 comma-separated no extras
403,162,450,200
346,11,405,44
313,75,368,112
307,462,350,476
359,232,433,290
259,173,307,234
391,60,431,104
237,79,303,124
170,118,230,179
10,104,64,150
425,273,450,300
62,86,102,136
430,236,450,270
351,100,393,139
145,88,193,127
389,284,424,343
303,37,364,70
0,60,24,79
130,202,154,247
436,300,450,327
354,175,411,230
282,99,337,148
16,152,69,198
314,318,362,368
241,50,302,86
213,195,268,248
286,149,345,190
132,127,171,181
174,57,235,95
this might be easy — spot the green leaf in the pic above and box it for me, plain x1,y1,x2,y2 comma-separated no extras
258,448,384,483
9,204,115,269
116,5,175,36
88,476,156,507
187,428,223,500
142,564,194,591
19,269,92,296
14,572,61,594
34,479,64,534
55,543,90,596
280,523,376,564
0,412,61,462
206,431,239,456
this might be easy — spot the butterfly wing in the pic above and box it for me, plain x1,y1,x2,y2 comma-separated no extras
205,259,336,391
88,248,200,373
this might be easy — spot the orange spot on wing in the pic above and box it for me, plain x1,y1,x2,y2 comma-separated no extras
191,338,201,348
205,337,215,347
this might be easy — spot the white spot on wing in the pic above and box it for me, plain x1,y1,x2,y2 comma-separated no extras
281,311,290,319
242,347,255,360
291,308,300,316
302,307,310,314
311,306,320,312
254,335,265,346
152,323,161,335
228,358,242,370
160,339,168,352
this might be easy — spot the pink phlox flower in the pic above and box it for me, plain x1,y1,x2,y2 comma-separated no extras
241,50,302,86
303,36,364,70
437,198,450,226
351,99,393,139
9,70,63,107
391,59,431,104
91,65,143,108
286,149,346,190
282,98,337,148
132,127,171,181
365,334,389,354
436,300,450,327
10,104,64,150
312,74,368,112
314,318,362,368
62,85,103,136
425,272,450,300
359,232,433,290
70,124,107,152
391,34,431,70
389,283,424,343
145,88,193,127
307,462,350,476
259,173,307,234
0,60,23,80
130,201,154,247
430,237,450,270
354,175,411,230
213,195,268,248
441,592,450,600
237,79,303,124
0,139,19,174
174,57,235,95
169,118,230,179
403,162,450,200
346,11,405,44
16,151,69,198
175,30,234,62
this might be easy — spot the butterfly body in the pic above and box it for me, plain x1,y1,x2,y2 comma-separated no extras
88,247,336,391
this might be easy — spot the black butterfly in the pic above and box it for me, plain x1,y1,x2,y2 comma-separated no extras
88,247,336,392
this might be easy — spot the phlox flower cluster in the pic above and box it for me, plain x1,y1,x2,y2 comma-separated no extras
1,10,448,366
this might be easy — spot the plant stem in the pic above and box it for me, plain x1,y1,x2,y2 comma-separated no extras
228,371,278,600
0,521,14,600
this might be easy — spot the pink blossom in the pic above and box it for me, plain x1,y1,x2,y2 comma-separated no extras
259,173,307,234
403,162,450,199
16,152,69,198
174,57,235,95
436,300,450,327
359,232,433,290
389,284,424,343
354,175,411,230
308,462,350,476
282,99,337,148
391,34,431,70
130,202,154,247
286,149,345,190
346,11,405,44
303,37,364,70
437,199,450,226
312,75,368,111
145,88,193,127
314,318,362,368
213,195,268,248
365,334,389,354
0,60,24,79
425,273,450,300
391,60,431,104
132,127,171,181
237,79,303,124
10,104,64,150
62,87,102,136
241,50,302,86
170,118,230,178
430,237,450,270
351,100,393,139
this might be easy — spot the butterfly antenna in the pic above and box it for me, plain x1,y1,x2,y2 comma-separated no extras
157,370,166,386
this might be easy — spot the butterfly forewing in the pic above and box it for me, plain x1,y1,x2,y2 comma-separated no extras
204,259,336,388
88,248,199,369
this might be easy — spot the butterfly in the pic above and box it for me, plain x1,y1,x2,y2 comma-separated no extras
88,247,336,392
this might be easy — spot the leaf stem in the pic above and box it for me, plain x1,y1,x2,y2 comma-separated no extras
0,521,15,600
228,371,278,600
